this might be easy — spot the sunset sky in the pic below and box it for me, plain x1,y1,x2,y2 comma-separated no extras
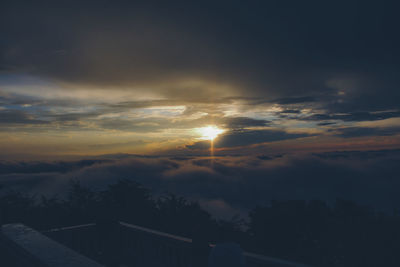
1,1,400,217
1,1,400,159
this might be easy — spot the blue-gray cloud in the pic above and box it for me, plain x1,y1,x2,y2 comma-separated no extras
333,127,400,138
2,0,400,114
186,129,311,149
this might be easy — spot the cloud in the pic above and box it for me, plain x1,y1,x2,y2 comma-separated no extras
313,149,400,160
257,154,283,161
305,111,400,123
1,1,400,156
1,150,400,218
0,109,47,124
273,96,316,105
281,109,301,114
223,117,270,129
333,126,400,138
186,129,312,149
0,159,109,175
1,1,400,113
1,1,400,221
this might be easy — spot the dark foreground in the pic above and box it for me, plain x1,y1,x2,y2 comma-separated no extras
1,180,400,266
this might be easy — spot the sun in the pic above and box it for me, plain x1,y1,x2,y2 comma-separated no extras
196,125,225,141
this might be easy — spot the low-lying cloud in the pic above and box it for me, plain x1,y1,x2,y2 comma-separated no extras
1,150,399,219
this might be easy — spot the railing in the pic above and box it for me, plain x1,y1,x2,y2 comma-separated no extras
43,223,102,263
0,223,104,267
118,222,312,267
243,252,312,267
119,222,194,267
40,221,313,267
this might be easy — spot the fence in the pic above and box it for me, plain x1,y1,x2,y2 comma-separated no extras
44,221,312,267
0,223,104,267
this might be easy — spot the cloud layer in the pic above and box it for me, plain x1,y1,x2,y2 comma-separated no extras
1,150,399,219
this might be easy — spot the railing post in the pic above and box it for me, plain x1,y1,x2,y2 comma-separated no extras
191,233,210,267
96,218,120,267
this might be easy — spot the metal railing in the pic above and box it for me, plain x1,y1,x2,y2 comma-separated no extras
119,221,193,267
119,222,312,267
41,221,312,267
0,223,104,267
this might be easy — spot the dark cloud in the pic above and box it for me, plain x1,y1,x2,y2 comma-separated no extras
1,0,400,158
1,1,400,113
281,109,301,114
273,96,316,105
317,122,336,126
186,129,311,149
0,159,109,175
333,126,400,138
223,117,269,129
305,111,400,123
257,154,283,161
0,109,47,124
313,149,400,160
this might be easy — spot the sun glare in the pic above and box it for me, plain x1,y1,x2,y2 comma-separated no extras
197,126,225,141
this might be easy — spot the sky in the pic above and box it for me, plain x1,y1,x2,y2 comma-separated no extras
1,1,400,218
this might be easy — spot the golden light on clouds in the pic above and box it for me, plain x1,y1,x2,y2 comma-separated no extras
196,125,225,141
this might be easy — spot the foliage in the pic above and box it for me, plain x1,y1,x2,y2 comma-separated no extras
1,181,400,266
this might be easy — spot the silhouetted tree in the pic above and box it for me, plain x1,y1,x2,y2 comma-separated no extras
248,199,400,266
157,193,215,238
2,180,400,266
97,179,157,227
